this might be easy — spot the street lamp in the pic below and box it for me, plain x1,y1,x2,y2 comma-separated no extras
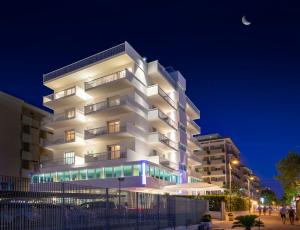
228,159,239,212
118,177,125,214
247,176,254,213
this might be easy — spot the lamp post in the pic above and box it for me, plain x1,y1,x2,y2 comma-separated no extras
118,177,125,215
228,159,239,212
247,176,254,213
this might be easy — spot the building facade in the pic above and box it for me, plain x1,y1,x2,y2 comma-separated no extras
196,133,260,197
33,42,202,190
0,92,50,178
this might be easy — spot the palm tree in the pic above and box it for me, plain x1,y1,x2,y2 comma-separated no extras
232,215,264,230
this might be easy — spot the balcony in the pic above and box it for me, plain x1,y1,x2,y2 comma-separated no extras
187,134,201,151
43,109,85,129
43,86,90,110
84,96,134,120
148,132,178,152
148,61,176,92
187,117,201,135
40,155,84,168
147,85,177,113
148,109,177,132
210,159,226,165
44,132,84,150
149,151,178,170
84,69,141,97
186,96,200,119
84,123,138,142
84,151,127,163
210,170,226,176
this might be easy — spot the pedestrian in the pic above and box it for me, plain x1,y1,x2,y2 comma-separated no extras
268,206,272,215
280,206,287,224
263,206,267,215
258,205,262,215
287,207,296,225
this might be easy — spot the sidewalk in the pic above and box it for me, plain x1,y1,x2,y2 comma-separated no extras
212,212,300,230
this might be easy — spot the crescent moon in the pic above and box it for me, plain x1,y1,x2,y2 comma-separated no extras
242,16,251,26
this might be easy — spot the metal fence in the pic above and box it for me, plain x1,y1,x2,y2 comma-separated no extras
0,175,208,230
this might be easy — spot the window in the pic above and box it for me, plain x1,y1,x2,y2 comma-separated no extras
108,97,121,107
64,151,75,165
95,168,103,179
123,165,132,177
57,172,64,182
133,164,141,176
65,130,75,142
104,167,113,178
66,108,75,119
22,160,30,170
107,120,120,133
113,166,122,178
23,125,30,134
22,142,30,152
108,145,121,159
66,87,75,96
87,169,95,179
64,171,70,181
80,169,87,180
71,170,78,181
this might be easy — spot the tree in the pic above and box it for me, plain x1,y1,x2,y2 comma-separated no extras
260,187,277,205
232,215,264,230
276,151,300,203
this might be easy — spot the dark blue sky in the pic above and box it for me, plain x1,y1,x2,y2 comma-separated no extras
1,1,300,196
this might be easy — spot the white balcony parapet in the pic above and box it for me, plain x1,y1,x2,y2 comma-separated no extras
44,132,83,147
42,108,84,126
147,85,177,109
85,96,128,115
43,86,90,104
148,108,177,130
84,125,127,140
84,151,127,163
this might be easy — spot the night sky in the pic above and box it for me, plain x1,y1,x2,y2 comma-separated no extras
1,1,300,196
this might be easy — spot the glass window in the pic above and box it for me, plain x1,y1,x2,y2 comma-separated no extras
159,170,164,180
32,175,38,183
104,167,113,178
107,120,120,133
113,166,122,178
123,165,132,177
57,172,64,182
133,164,141,176
87,169,95,179
80,169,87,180
51,172,57,182
108,145,121,159
64,171,70,181
64,151,75,165
95,168,103,179
65,130,75,142
145,164,150,176
66,108,75,119
71,170,78,181
44,173,50,182
150,166,155,177
155,167,160,179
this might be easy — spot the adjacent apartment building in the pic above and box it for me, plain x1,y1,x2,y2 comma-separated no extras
196,133,260,197
32,42,202,190
0,92,50,178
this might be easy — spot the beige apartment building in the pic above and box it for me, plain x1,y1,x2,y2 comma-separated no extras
0,92,50,178
32,42,205,192
196,133,260,197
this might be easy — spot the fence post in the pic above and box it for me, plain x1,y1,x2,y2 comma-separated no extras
105,188,110,230
136,192,139,230
157,195,160,229
62,182,66,230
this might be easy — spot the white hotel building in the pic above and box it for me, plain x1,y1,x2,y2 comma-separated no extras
32,42,209,192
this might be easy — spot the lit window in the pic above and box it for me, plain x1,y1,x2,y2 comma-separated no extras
66,108,75,119
65,130,75,142
107,120,120,133
123,165,132,177
64,151,75,165
108,145,121,159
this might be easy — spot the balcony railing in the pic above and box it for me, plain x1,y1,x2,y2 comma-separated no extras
85,151,127,162
40,157,76,168
186,96,200,116
43,108,84,125
84,125,126,139
44,132,83,146
158,133,178,150
85,70,127,90
158,87,176,109
44,87,76,103
85,96,127,115
157,110,177,130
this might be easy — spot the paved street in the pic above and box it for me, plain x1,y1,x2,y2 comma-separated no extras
212,212,300,230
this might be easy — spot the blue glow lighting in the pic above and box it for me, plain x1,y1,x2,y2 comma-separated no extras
142,162,146,185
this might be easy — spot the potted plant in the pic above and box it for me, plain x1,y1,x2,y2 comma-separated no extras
232,215,264,230
198,214,212,230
